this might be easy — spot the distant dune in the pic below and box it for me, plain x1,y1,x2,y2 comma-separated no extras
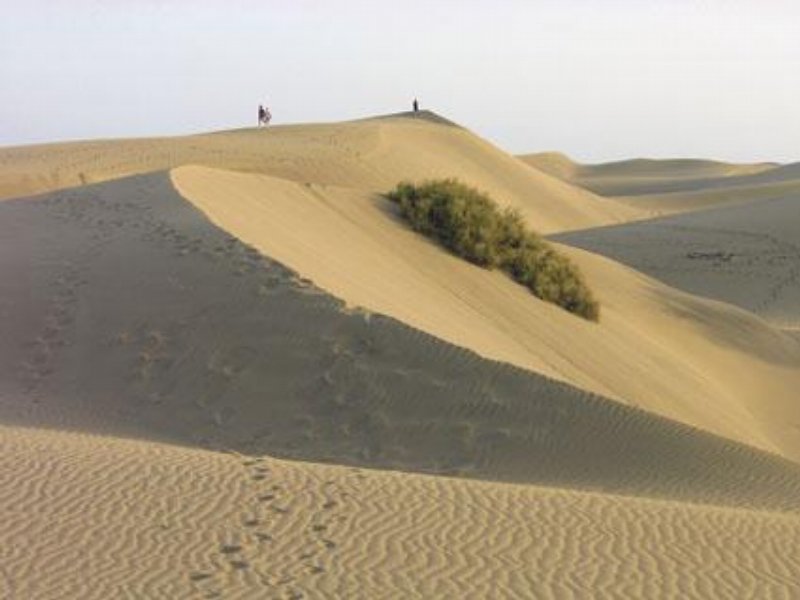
612,176,800,214
519,152,800,220
520,152,779,198
2,113,800,597
517,151,580,180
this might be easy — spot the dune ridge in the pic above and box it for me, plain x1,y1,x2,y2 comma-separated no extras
0,112,640,234
520,153,781,198
173,165,800,462
520,153,800,223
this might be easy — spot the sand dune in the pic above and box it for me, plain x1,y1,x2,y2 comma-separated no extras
520,153,800,219
173,165,800,462
0,112,640,234
2,424,800,599
613,177,800,215
3,114,800,598
515,151,582,180
520,153,779,198
3,173,800,507
556,193,800,329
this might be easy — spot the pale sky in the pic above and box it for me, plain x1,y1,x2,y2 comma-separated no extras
2,1,798,163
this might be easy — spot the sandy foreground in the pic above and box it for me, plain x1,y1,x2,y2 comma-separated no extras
3,424,800,600
2,113,800,598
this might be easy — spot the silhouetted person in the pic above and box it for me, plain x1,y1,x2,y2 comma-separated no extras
412,98,419,112
263,106,272,125
258,104,266,126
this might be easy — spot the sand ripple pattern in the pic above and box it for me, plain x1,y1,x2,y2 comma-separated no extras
2,425,800,599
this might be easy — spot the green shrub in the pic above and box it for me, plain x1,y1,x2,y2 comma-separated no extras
387,179,600,321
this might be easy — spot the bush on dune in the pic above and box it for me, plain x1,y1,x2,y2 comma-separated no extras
386,179,600,321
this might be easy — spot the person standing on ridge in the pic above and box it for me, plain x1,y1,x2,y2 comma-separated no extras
412,98,419,112
258,104,266,126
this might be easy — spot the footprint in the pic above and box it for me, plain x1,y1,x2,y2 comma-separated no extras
189,572,212,582
220,544,242,555
230,560,249,570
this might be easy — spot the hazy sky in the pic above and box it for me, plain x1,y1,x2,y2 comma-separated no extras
2,1,798,162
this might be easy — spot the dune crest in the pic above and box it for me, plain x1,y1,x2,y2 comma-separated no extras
0,113,641,234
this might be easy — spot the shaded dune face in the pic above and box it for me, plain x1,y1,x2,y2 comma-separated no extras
554,194,800,329
2,173,800,509
171,166,800,464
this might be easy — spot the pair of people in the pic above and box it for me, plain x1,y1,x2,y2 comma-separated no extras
258,104,272,126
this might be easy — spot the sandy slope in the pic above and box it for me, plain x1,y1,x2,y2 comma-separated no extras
4,173,800,507
3,424,800,600
0,112,640,234
613,177,800,215
518,152,582,181
520,152,779,198
556,193,800,329
3,115,800,598
173,165,800,461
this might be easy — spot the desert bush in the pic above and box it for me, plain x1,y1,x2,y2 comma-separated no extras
387,179,600,321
